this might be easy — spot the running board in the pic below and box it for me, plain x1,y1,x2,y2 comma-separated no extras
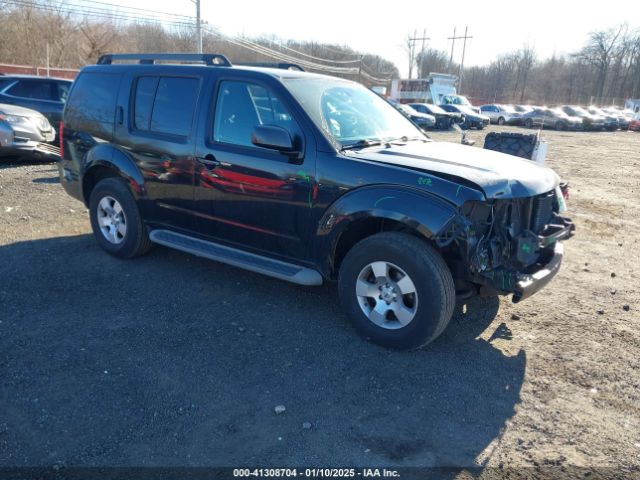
149,229,323,286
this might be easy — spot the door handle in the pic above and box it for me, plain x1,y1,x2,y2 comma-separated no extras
198,154,221,168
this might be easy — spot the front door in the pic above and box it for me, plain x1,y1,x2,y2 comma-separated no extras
194,78,316,262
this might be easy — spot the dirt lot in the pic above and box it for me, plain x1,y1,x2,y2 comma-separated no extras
0,126,639,477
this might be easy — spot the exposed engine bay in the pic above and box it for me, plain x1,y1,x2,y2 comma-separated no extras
436,186,575,301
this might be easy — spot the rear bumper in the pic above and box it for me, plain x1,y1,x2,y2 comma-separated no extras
512,241,564,303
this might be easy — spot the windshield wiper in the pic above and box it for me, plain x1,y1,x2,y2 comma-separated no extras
387,135,428,143
340,139,385,151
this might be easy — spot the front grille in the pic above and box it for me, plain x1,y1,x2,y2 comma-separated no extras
530,191,554,233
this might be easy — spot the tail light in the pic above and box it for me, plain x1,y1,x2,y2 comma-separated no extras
59,121,64,158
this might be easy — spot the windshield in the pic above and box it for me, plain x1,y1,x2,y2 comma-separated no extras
442,94,471,106
283,77,425,146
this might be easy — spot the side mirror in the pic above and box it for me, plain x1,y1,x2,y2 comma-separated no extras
252,125,295,152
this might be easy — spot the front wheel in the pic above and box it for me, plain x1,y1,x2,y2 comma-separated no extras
338,232,455,350
497,117,505,125
89,177,152,259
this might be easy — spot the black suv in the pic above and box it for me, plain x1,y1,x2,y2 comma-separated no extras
0,74,73,126
58,53,574,350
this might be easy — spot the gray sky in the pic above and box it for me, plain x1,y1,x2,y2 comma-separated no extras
109,0,640,76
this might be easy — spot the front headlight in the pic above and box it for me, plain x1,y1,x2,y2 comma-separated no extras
0,113,28,125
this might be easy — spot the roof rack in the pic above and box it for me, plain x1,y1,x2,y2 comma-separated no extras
97,53,232,67
236,62,305,72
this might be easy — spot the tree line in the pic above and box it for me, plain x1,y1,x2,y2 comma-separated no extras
415,25,640,106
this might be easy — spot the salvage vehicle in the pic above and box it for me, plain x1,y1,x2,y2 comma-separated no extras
586,106,621,131
560,105,606,130
0,75,72,127
440,104,489,129
58,53,575,350
479,104,522,125
408,102,462,130
520,107,583,131
392,102,436,130
0,103,59,159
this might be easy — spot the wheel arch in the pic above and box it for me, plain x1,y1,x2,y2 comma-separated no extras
81,146,145,206
316,186,457,279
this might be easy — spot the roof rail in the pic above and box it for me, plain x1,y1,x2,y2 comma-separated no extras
237,62,305,72
97,53,232,67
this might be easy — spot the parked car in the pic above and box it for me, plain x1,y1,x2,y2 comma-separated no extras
513,105,535,115
629,112,640,132
440,104,489,129
520,107,583,130
0,75,73,128
394,103,436,130
58,53,574,350
600,107,632,129
479,104,522,125
560,105,606,130
586,106,620,131
408,102,462,129
0,103,58,159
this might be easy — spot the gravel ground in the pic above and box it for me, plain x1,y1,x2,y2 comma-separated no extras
0,127,639,477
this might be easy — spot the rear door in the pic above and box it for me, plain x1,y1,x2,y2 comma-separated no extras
114,69,203,232
193,74,316,262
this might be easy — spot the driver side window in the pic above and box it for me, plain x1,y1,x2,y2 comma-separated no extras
213,80,301,149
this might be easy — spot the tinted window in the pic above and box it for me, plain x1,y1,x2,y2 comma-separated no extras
56,81,71,103
149,77,199,137
133,76,159,131
214,80,300,148
7,79,57,100
66,72,119,125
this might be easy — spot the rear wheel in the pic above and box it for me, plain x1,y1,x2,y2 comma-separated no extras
524,118,533,128
89,177,152,259
338,232,455,350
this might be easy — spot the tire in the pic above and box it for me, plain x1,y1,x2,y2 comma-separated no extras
477,124,485,130
524,118,533,128
338,232,455,350
89,177,152,259
555,121,565,131
497,116,505,126
483,132,538,159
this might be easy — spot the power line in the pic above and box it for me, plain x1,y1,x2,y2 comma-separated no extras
6,0,196,28
67,0,195,21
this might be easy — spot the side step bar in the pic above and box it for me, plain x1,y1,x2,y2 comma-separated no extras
149,229,323,286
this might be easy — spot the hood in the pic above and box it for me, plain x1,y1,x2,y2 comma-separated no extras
351,141,559,199
0,103,45,118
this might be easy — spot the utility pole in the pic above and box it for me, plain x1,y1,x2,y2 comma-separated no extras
408,29,430,79
457,26,472,92
196,0,202,53
189,0,203,53
448,27,456,73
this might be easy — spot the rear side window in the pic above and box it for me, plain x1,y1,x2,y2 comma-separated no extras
7,80,57,101
66,72,120,125
132,76,199,137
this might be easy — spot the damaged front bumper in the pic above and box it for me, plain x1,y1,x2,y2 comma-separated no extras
479,215,575,302
512,241,564,303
